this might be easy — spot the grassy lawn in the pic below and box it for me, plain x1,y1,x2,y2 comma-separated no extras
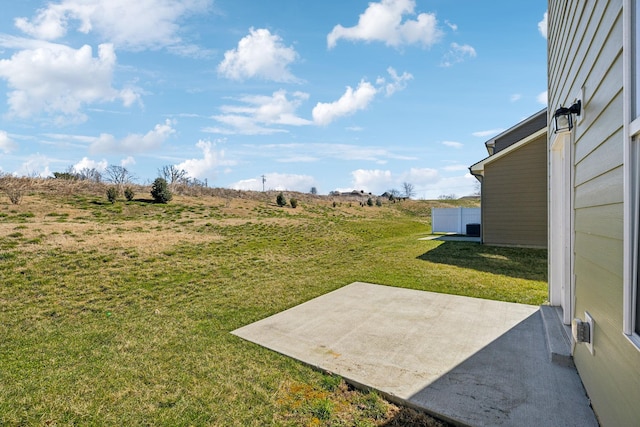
0,181,547,426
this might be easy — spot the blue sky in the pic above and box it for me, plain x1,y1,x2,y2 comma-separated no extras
0,0,547,198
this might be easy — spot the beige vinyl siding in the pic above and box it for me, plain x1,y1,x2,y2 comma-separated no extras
549,0,640,425
482,134,547,247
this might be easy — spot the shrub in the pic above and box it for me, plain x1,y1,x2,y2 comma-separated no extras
151,178,172,203
4,186,25,205
290,198,298,209
0,175,28,205
53,172,78,180
106,187,118,204
366,197,374,207
375,198,382,207
276,192,287,207
124,187,135,201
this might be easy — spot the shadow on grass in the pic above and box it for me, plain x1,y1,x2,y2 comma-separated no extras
417,241,547,282
90,198,164,204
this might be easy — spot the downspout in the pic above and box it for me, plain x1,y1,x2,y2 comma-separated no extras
469,167,484,244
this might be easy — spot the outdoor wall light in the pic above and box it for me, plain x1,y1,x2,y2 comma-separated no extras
553,100,581,133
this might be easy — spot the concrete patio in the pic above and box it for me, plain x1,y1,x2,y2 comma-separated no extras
232,282,598,426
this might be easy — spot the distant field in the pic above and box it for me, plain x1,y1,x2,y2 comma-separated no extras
0,179,546,426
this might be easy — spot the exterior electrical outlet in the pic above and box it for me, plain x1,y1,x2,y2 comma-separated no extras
572,318,590,343
572,313,594,355
584,312,594,355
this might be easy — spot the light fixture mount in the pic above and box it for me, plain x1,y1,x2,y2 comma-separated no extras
554,100,581,133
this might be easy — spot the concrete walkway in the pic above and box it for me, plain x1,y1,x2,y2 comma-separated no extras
232,282,598,427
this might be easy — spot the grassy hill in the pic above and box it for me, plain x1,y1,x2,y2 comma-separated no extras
0,178,544,426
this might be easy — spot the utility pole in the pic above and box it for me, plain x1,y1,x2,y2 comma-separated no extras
261,175,266,192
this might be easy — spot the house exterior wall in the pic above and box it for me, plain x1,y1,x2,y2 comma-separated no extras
549,1,640,425
482,133,547,247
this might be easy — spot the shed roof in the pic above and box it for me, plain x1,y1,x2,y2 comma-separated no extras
470,107,547,178
483,108,547,155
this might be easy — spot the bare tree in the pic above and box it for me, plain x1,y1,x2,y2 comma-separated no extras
54,166,102,182
76,167,102,182
402,182,416,199
104,165,134,194
473,181,481,196
158,165,187,187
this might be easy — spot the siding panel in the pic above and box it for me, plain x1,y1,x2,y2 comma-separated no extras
575,90,623,164
574,165,623,209
573,232,623,279
575,128,623,184
574,203,624,241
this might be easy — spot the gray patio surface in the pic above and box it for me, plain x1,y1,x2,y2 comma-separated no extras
232,282,598,427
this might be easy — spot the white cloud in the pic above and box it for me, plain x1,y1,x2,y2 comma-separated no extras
0,35,57,50
427,173,477,199
442,141,463,149
402,167,439,184
441,42,476,67
277,155,318,163
14,0,212,51
327,0,442,49
377,67,413,96
351,169,395,193
239,142,416,164
510,93,522,102
349,167,439,194
17,154,53,177
230,172,315,192
312,68,411,126
0,43,141,122
73,156,108,171
208,90,312,135
537,90,548,105
0,130,18,153
209,69,409,133
177,139,234,179
442,164,468,172
167,43,214,59
89,119,175,153
217,28,300,82
230,177,262,191
339,168,475,198
445,20,458,31
121,156,136,167
313,80,378,126
538,12,548,39
472,128,504,138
